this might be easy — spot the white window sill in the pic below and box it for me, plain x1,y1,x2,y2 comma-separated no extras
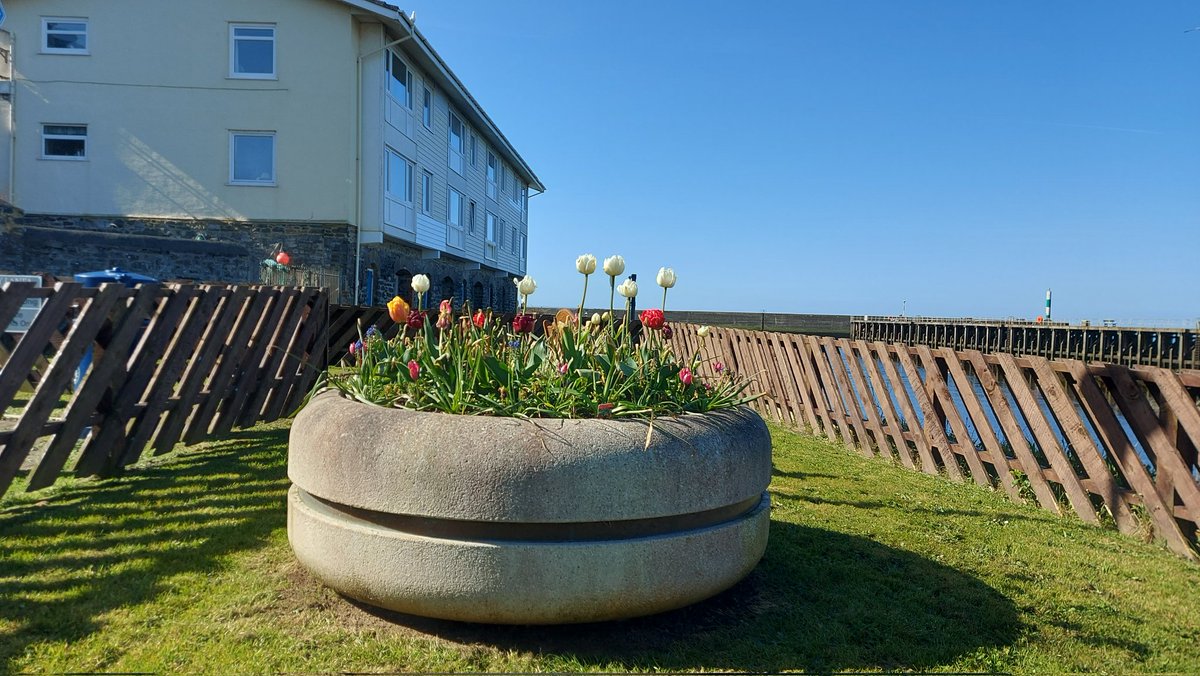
228,73,278,81
40,49,89,56
39,155,88,161
227,181,277,187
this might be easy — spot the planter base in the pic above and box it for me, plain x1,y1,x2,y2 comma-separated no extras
288,485,770,625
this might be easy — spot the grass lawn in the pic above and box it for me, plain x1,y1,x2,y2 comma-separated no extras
1,419,1198,673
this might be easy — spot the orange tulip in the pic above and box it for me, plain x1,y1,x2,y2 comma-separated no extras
387,295,410,324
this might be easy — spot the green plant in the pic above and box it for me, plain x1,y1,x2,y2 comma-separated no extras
329,255,759,419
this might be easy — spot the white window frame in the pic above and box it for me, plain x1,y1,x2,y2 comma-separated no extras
385,148,414,203
447,188,465,250
422,86,433,129
41,124,88,160
229,131,276,186
421,170,433,215
386,50,412,108
486,152,498,199
448,111,465,175
229,23,276,80
41,17,89,55
485,211,498,260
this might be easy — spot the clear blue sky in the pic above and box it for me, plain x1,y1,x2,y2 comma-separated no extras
404,1,1199,323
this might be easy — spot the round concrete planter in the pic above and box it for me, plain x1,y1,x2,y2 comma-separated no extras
287,390,772,624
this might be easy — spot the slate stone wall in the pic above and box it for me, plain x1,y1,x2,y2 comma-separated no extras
0,206,517,310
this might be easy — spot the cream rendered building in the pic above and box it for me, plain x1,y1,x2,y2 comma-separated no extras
0,0,542,308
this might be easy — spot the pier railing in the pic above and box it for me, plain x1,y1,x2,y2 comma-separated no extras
852,317,1200,371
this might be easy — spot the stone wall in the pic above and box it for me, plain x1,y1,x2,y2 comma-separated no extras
0,206,517,310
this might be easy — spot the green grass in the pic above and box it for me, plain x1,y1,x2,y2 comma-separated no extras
1,420,1198,673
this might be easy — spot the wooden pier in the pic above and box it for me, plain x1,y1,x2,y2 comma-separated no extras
851,317,1200,371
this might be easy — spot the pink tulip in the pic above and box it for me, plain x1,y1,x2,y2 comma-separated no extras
679,367,693,386
408,360,420,381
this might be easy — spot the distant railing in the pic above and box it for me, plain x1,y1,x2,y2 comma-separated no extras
853,317,1200,371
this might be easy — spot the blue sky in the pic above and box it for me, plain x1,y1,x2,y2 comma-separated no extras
405,1,1199,323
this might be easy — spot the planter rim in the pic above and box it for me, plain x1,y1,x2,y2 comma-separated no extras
289,389,772,523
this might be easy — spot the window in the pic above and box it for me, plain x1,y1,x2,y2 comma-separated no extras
511,175,522,205
485,211,497,259
510,225,518,254
522,186,529,215
422,87,432,128
468,200,477,234
498,217,506,249
448,188,465,248
421,171,432,214
42,124,87,159
229,132,275,184
386,149,413,202
448,111,465,175
42,18,88,54
469,133,477,168
486,152,497,199
230,24,275,79
387,52,411,108
520,232,527,260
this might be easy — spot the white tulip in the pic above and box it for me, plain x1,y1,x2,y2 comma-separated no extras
602,311,612,322
411,274,430,294
697,325,712,338
590,312,601,325
656,267,677,289
603,255,625,277
616,279,638,299
576,254,597,275
514,275,537,297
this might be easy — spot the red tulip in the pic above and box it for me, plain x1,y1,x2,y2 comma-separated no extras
408,360,420,381
639,308,665,330
472,309,486,328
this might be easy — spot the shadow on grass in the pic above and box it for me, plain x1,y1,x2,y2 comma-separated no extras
0,426,291,669
343,519,1022,672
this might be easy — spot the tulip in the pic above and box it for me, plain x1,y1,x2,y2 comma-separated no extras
662,324,674,340
406,310,426,330
348,341,358,356
439,299,453,315
558,362,569,375
408,359,420,381
512,313,535,334
513,275,536,313
713,360,725,374
603,255,625,336
576,254,597,275
679,367,693,386
387,295,410,324
697,325,711,338
590,312,601,326
617,279,638,298
576,253,597,323
472,309,486,328
656,266,676,314
436,313,451,330
640,308,664,330
411,274,430,311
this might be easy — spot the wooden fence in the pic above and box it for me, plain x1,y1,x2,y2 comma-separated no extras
4,287,1199,560
666,324,1200,559
0,281,326,501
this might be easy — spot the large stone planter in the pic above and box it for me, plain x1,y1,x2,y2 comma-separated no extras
287,390,771,624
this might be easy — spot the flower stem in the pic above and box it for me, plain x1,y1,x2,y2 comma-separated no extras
608,276,616,342
578,274,589,328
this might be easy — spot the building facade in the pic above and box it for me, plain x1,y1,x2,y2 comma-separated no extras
0,0,542,309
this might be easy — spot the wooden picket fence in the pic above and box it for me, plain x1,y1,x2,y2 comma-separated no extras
665,324,1200,559
0,281,326,501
